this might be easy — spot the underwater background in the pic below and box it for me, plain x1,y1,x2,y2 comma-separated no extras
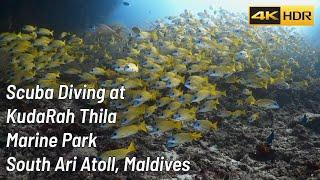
0,0,320,179
1,0,319,46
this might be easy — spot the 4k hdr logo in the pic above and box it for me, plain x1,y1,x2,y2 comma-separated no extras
249,6,314,26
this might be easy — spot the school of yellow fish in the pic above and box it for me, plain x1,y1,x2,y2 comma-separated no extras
0,9,316,160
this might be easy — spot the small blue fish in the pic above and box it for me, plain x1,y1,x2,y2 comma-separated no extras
266,131,275,145
300,114,308,125
123,2,130,6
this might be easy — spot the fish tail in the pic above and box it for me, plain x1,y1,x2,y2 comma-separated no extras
264,84,268,89
140,121,148,132
127,142,137,152
211,122,218,130
190,107,197,114
192,132,202,140
175,122,183,130
269,77,275,84
221,90,227,96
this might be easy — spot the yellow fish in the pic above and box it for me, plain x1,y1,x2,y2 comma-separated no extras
208,65,236,78
191,89,212,103
158,109,175,119
167,132,202,147
123,105,146,115
100,142,136,161
152,81,167,90
166,77,183,88
245,95,256,105
173,108,197,121
64,68,81,75
168,88,183,98
185,76,208,90
167,101,183,111
188,63,208,74
91,67,110,76
132,90,157,106
37,28,54,36
236,99,244,106
249,112,260,123
145,105,157,118
152,120,182,133
33,36,52,46
178,94,193,105
111,121,148,139
193,120,218,131
173,64,187,74
49,40,65,48
232,110,246,118
255,99,280,109
157,97,172,107
198,99,219,113
23,25,37,32
120,111,144,125
123,79,144,89
79,73,98,82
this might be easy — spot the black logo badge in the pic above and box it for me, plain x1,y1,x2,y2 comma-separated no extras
249,7,281,25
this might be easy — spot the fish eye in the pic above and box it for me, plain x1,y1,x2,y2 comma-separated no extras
192,96,197,100
134,101,140,105
111,132,117,136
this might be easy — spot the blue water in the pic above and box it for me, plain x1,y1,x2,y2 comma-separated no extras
106,0,319,46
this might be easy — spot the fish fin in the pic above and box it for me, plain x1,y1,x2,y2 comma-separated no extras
221,90,227,96
269,77,275,84
192,132,202,140
17,32,22,38
190,107,197,114
127,142,137,152
140,121,148,132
